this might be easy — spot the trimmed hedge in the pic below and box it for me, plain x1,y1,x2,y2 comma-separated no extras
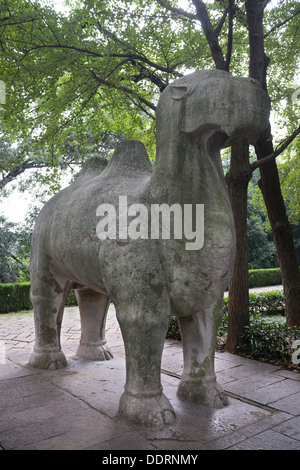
167,289,286,341
223,290,285,316
167,309,300,365
0,282,32,313
0,282,77,314
248,268,282,288
0,267,285,314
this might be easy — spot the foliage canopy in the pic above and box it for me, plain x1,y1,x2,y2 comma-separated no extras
1,1,299,150
0,0,299,212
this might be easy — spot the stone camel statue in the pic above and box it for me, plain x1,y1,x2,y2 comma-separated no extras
28,70,270,426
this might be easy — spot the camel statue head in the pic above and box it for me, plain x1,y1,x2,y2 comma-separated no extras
156,69,270,152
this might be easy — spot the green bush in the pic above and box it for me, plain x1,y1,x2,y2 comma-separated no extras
223,290,285,316
0,282,77,314
1,267,284,314
238,314,300,360
66,290,77,307
0,282,31,313
249,290,285,315
167,289,285,341
248,268,282,288
168,316,181,341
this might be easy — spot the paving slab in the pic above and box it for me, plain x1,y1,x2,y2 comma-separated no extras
228,429,300,450
0,305,300,451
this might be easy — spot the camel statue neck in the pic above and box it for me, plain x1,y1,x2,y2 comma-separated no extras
148,125,229,208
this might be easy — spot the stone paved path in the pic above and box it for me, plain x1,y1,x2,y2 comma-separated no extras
1,293,300,451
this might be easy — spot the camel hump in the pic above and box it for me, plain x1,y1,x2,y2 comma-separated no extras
105,139,152,177
77,156,108,180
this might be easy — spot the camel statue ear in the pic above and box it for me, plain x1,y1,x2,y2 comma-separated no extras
170,84,195,101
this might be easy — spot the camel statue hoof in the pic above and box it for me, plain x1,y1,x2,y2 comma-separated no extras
119,391,176,427
76,343,113,361
177,378,229,408
28,350,68,370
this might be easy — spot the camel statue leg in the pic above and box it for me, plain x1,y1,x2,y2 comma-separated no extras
99,238,176,426
116,296,176,427
29,267,70,370
75,289,113,361
177,297,229,408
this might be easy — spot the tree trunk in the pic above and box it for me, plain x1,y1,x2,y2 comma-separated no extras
246,0,300,326
225,138,252,352
255,128,300,326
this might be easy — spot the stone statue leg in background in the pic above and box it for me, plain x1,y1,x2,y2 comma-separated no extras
75,289,113,361
177,298,228,408
29,261,70,370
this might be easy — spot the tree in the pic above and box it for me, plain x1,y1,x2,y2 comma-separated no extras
0,0,299,348
0,131,123,191
245,0,300,329
163,0,300,348
0,213,29,282
225,137,252,351
0,0,166,160
162,0,299,348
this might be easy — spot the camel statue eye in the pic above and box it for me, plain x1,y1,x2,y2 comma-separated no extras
170,84,194,101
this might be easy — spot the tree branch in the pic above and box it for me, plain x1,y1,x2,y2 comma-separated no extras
52,87,100,135
132,64,167,93
264,7,300,38
259,0,270,15
0,17,38,26
0,160,48,190
7,251,27,268
224,0,234,71
155,0,197,20
250,126,300,171
191,0,227,70
29,0,61,45
192,0,214,34
214,6,229,36
21,43,176,75
89,70,157,111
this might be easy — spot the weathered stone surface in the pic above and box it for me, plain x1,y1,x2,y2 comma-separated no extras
28,69,270,426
